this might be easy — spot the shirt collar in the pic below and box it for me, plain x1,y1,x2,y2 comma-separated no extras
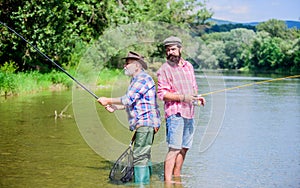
167,57,186,67
180,58,187,67
131,70,144,82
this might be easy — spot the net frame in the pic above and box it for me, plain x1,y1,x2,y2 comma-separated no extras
109,132,136,183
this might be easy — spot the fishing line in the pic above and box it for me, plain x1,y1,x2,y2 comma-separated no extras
201,74,300,97
0,21,99,99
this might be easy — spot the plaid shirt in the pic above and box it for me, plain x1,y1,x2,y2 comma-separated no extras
157,59,198,119
121,71,161,131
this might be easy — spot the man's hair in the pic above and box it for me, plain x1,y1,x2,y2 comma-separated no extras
136,60,143,68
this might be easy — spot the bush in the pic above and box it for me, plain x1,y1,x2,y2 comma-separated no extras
0,61,18,97
48,70,73,87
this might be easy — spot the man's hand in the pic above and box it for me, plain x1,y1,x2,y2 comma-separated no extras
183,94,198,103
185,95,206,106
97,97,110,106
197,96,206,106
105,105,117,113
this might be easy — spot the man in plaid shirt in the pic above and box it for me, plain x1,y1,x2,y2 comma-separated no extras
157,36,206,182
98,51,160,184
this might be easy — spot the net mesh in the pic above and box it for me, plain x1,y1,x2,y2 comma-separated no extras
109,145,134,183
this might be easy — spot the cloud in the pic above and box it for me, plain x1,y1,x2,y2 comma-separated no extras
229,5,249,14
206,0,300,22
210,5,230,11
207,2,250,21
208,1,249,14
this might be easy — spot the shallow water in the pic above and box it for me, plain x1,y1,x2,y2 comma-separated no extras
0,72,299,187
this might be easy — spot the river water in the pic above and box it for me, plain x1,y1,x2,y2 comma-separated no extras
0,72,299,188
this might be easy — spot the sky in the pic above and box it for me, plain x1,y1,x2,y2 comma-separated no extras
205,0,300,23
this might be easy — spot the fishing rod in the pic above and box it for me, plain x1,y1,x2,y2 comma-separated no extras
200,74,300,97
0,21,99,99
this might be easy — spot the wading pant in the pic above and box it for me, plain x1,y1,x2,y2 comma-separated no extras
133,126,154,184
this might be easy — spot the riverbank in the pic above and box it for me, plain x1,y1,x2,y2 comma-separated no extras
1,65,297,98
0,68,125,98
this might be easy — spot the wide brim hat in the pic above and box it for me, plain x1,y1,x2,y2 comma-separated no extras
122,51,148,70
163,36,182,47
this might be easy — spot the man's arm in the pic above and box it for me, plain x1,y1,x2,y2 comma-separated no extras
98,97,125,113
163,92,184,101
97,97,123,106
163,92,198,103
105,104,125,113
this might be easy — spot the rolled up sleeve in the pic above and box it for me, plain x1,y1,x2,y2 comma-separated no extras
157,69,170,101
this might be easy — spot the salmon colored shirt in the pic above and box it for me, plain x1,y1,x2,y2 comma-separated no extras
157,59,198,119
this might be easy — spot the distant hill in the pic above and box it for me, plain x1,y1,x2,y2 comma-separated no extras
208,18,300,29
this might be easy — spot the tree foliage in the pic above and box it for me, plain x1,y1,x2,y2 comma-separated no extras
197,22,300,73
205,23,256,33
0,0,211,72
0,1,299,74
199,28,256,69
1,0,108,72
256,19,288,38
0,61,18,97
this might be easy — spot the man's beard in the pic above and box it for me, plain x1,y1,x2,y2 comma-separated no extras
124,68,132,76
124,68,133,76
167,53,181,65
124,65,136,76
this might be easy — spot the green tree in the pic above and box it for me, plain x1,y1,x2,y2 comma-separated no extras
89,0,212,69
223,29,255,69
256,19,288,38
105,0,211,25
1,0,108,72
248,32,285,71
289,38,300,72
199,28,255,69
197,40,226,69
205,23,256,33
1,0,212,72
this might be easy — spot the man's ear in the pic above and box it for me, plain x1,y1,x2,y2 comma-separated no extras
134,61,140,69
179,47,183,53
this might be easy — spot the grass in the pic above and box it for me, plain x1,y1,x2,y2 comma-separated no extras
0,68,125,97
97,68,127,86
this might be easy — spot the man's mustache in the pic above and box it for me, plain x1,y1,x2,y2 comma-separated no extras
167,54,181,63
167,54,177,59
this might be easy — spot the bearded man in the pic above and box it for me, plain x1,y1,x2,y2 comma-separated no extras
157,36,206,182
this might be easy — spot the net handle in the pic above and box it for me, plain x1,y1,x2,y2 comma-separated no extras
129,131,136,146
